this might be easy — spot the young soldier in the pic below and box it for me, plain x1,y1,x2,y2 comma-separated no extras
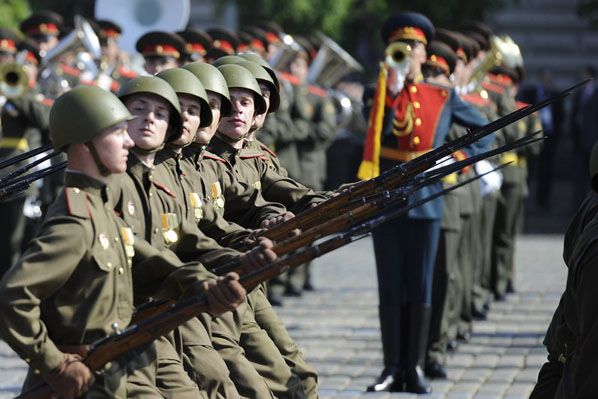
0,86,246,398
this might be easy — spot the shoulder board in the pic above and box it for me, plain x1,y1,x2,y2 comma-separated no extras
307,85,327,97
482,81,505,95
65,187,90,219
60,64,81,77
279,71,301,86
462,93,490,107
259,143,278,158
515,100,530,110
152,181,176,199
239,148,264,159
110,80,121,93
203,151,227,163
117,67,138,79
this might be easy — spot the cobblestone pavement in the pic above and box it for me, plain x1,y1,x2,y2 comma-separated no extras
0,234,566,398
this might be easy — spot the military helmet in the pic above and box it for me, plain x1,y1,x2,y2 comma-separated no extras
235,60,279,113
183,62,233,118
237,52,280,89
50,85,134,150
156,68,213,128
590,141,598,192
211,55,244,67
217,64,267,115
118,75,183,142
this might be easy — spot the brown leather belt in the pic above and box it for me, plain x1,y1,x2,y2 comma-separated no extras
380,146,431,162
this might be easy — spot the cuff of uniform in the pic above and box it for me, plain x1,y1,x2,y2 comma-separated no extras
158,262,216,300
28,340,63,379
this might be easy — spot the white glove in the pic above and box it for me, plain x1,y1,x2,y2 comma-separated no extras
475,160,502,196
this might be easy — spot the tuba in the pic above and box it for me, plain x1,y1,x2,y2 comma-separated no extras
268,33,304,71
0,62,29,99
468,35,523,90
306,33,364,128
38,15,102,98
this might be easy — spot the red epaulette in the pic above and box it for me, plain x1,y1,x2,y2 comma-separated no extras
307,85,326,97
515,100,530,110
259,143,278,158
60,64,81,77
117,67,138,79
203,151,227,163
152,181,176,198
110,80,121,93
279,71,300,86
65,187,90,218
462,92,490,107
482,81,505,95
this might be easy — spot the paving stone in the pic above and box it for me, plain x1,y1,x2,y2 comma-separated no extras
459,369,492,384
504,382,535,396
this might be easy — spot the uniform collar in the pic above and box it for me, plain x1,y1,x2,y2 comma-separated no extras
64,170,111,202
209,134,238,163
127,154,154,181
182,142,206,164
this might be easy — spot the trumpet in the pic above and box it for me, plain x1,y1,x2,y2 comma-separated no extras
0,62,29,99
384,42,412,95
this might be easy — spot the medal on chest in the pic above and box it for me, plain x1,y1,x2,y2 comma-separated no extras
189,192,204,221
161,213,179,245
210,181,225,209
119,227,135,259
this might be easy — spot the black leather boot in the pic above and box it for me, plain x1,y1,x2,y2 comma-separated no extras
367,305,403,392
404,304,432,394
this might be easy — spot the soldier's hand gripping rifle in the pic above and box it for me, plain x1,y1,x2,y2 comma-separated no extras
14,159,502,399
255,80,586,243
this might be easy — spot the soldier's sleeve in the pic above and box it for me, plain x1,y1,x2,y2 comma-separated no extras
312,96,338,145
131,236,216,301
197,201,252,248
259,164,331,213
8,94,51,129
0,216,90,378
516,112,543,158
221,168,287,228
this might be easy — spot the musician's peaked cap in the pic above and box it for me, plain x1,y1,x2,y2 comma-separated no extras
381,12,435,45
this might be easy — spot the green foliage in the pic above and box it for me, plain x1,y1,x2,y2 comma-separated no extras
28,0,95,24
0,0,31,32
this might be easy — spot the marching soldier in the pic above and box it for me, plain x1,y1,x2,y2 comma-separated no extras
359,12,488,393
0,85,246,398
94,19,138,93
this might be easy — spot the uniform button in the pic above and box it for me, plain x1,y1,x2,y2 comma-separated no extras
127,259,132,267
410,86,417,93
413,101,421,109
104,362,112,371
118,267,124,275
34,369,40,375
73,188,80,194
107,262,112,269
114,237,119,242
441,90,447,97
25,358,31,363
413,136,421,145
415,118,422,126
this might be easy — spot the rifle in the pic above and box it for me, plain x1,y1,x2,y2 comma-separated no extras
0,161,67,202
14,161,501,399
0,143,53,170
0,150,63,186
254,81,585,242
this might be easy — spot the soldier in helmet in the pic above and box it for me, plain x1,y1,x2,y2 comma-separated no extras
0,85,246,398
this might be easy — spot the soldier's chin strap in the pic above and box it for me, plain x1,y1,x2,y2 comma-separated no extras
85,142,111,176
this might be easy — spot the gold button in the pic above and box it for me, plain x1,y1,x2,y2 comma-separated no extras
441,90,447,97
413,136,421,145
410,86,417,93
107,262,112,269
73,188,80,193
413,101,421,109
34,369,40,375
415,118,422,126
118,267,124,275
114,237,119,242
127,259,132,267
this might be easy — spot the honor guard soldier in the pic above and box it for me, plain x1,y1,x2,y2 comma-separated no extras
0,85,246,398
359,12,488,393
177,29,212,64
19,10,63,55
135,31,186,75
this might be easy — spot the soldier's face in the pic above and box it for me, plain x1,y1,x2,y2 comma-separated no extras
289,55,309,82
124,94,171,150
195,92,221,145
253,83,270,130
92,121,134,173
144,57,179,75
174,94,201,146
218,88,255,141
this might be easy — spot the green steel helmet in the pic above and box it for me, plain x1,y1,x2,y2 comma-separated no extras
591,141,598,192
217,64,267,116
118,75,183,142
235,60,279,113
182,62,232,118
237,52,280,90
211,55,244,67
50,85,134,150
156,68,213,128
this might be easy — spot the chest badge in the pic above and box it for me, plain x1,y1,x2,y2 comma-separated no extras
98,233,110,250
161,213,179,245
119,227,135,259
211,182,225,209
127,201,136,216
189,192,204,221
